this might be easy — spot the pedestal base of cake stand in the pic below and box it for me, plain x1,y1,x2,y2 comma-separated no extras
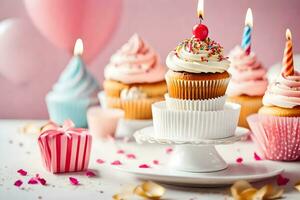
169,145,227,172
134,126,249,173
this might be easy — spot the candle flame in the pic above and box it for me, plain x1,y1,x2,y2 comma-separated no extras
197,0,204,20
286,29,292,40
245,8,253,27
73,38,83,56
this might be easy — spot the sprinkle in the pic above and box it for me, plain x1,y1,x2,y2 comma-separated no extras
139,164,150,168
111,160,122,165
126,154,136,159
69,177,79,185
96,159,105,164
236,157,243,164
254,152,262,161
117,150,125,154
153,160,159,165
165,147,173,154
17,169,27,176
14,180,23,187
85,171,96,177
277,174,289,186
28,178,38,185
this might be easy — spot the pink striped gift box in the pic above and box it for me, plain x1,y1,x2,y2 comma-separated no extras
38,120,92,173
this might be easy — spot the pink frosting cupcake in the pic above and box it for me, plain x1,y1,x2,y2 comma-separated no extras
102,34,167,119
226,46,268,128
248,69,300,161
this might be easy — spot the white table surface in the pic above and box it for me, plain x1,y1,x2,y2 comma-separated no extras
0,119,299,200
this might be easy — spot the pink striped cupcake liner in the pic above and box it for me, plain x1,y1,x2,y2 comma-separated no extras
247,114,300,161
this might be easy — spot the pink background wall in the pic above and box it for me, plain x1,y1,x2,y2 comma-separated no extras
0,0,300,119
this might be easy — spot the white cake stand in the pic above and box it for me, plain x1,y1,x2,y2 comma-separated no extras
134,126,249,173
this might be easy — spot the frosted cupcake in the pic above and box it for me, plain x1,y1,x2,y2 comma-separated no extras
46,49,99,128
248,70,300,161
103,34,167,119
227,46,268,128
165,37,231,100
248,29,300,161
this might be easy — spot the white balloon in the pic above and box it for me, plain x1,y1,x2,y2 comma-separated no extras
0,18,68,84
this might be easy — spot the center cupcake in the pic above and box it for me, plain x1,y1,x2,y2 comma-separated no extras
165,37,231,100
103,34,167,119
151,32,241,140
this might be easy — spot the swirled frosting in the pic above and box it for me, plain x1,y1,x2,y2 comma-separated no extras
227,46,268,96
263,71,300,108
47,56,99,100
104,34,166,84
166,37,230,73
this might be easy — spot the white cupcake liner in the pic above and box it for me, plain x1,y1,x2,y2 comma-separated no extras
152,101,241,140
165,93,226,111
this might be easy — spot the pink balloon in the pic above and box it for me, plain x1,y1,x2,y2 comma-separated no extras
0,19,69,84
24,0,122,63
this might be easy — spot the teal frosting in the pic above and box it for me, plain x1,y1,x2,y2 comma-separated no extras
48,56,99,100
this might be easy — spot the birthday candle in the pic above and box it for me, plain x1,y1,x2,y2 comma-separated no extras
241,8,253,55
281,29,294,77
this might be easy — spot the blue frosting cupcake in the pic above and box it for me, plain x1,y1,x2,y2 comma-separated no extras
46,56,100,127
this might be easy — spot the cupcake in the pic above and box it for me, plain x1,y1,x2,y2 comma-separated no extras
103,34,167,119
227,46,268,128
165,37,231,100
46,54,100,128
151,22,242,140
248,29,300,161
248,70,300,161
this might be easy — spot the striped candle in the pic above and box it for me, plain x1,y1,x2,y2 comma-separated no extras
241,8,253,55
281,29,294,77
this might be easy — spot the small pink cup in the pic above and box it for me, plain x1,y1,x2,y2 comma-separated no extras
87,106,124,139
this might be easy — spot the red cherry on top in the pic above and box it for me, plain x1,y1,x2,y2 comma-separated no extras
193,24,209,41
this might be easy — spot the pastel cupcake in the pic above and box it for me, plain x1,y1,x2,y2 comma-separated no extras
248,29,300,161
165,37,231,100
103,34,167,119
227,46,268,128
46,47,100,128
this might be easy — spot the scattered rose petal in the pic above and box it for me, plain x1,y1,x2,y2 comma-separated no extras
236,157,243,164
126,154,136,159
85,171,96,177
28,178,38,184
37,178,46,185
139,164,150,168
17,169,27,176
254,152,262,161
111,160,122,165
69,177,79,185
153,160,159,165
165,147,173,154
14,180,23,187
134,181,165,199
96,159,105,164
117,149,125,154
231,180,284,200
294,181,300,191
277,174,289,186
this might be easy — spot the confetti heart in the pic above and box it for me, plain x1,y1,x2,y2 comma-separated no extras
69,177,79,185
277,174,289,186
